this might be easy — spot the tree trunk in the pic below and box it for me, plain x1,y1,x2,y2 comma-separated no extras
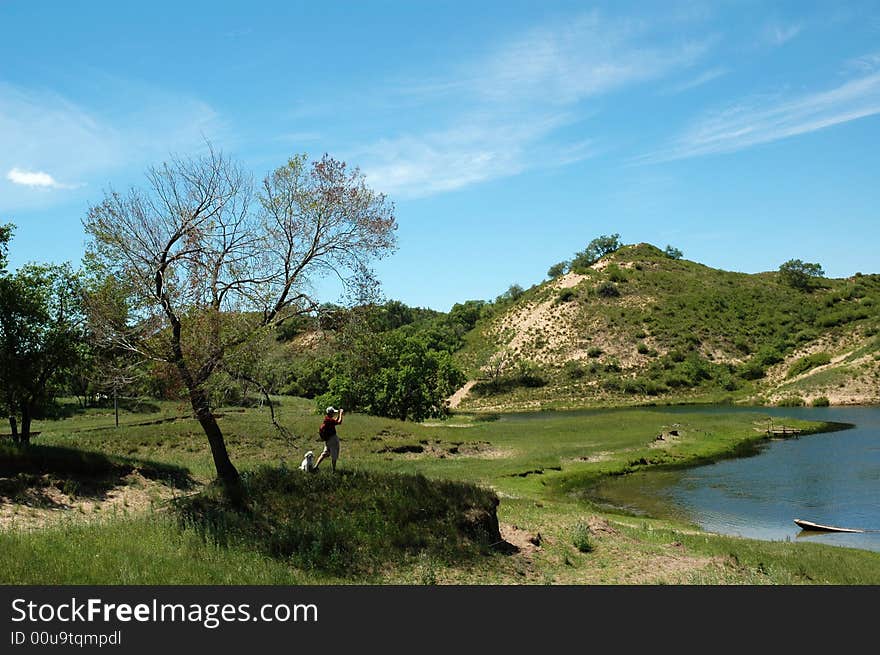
188,386,239,487
8,415,18,446
19,403,31,447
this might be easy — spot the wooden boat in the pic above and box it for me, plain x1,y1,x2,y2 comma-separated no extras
794,519,864,533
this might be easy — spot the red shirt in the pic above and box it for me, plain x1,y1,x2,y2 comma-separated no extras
321,416,340,439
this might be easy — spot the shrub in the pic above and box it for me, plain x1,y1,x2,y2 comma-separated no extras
603,359,622,373
734,338,752,355
664,245,683,260
571,523,594,553
587,347,603,358
738,361,766,381
607,264,627,283
755,347,785,366
811,396,830,407
668,349,686,363
570,234,622,271
557,288,576,304
787,352,831,378
637,342,650,355
664,375,691,388
597,282,620,298
644,380,668,396
777,395,805,407
547,261,568,279
817,309,869,328
564,361,586,379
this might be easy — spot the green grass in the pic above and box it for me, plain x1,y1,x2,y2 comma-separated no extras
453,244,880,408
2,397,879,585
0,515,309,585
173,466,500,578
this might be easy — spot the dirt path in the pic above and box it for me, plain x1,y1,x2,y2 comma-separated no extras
447,380,477,409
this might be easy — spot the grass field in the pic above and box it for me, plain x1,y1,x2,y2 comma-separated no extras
1,397,878,584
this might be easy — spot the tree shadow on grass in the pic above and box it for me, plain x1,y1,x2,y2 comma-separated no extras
173,466,504,578
0,442,197,508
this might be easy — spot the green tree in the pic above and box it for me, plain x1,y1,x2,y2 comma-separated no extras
664,245,683,260
318,331,464,421
547,261,568,279
495,283,525,304
570,233,622,271
778,259,824,291
448,300,486,331
82,147,397,486
0,235,85,445
0,224,11,267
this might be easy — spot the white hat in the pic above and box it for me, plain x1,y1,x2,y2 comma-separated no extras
325,406,337,415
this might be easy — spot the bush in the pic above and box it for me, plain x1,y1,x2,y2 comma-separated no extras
570,233,622,271
547,261,568,279
564,361,586,379
587,347,603,358
755,347,785,366
571,523,594,553
603,359,621,373
734,338,752,355
664,375,691,388
557,288,576,303
664,245,683,260
607,264,627,283
597,282,620,298
817,309,869,328
777,395,805,407
787,352,831,378
812,396,830,407
738,361,766,381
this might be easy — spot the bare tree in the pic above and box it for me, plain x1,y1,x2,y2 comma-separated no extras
83,146,397,486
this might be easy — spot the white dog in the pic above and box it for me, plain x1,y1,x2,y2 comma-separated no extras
299,450,315,472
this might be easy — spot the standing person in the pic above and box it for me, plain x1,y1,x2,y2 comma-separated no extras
314,406,343,472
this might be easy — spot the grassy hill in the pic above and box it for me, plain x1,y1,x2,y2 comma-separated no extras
452,243,880,411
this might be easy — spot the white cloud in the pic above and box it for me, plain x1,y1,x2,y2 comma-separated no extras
361,116,581,198
6,167,71,189
763,22,803,46
636,72,880,163
846,52,880,73
358,12,709,198
476,12,711,105
664,68,729,94
0,80,226,212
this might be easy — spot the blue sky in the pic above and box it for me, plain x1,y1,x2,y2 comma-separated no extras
2,1,879,311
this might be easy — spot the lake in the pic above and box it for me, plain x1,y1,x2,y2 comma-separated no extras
591,405,880,553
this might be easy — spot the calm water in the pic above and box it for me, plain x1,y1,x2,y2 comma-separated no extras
600,405,880,553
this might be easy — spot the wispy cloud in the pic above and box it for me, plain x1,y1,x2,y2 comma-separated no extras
474,12,711,105
6,167,77,189
0,80,226,212
636,72,880,164
361,115,595,198
762,22,803,46
663,68,729,94
845,51,880,74
358,12,710,198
